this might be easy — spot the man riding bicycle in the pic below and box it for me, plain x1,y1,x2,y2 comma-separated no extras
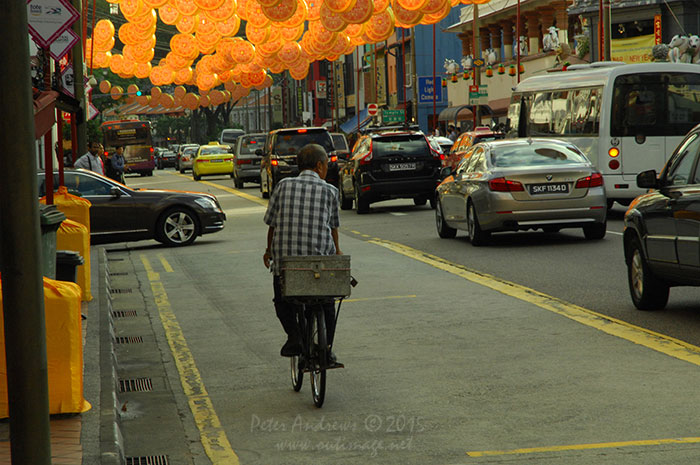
263,143,342,361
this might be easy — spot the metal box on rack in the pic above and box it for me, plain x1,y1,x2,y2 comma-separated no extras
280,255,351,297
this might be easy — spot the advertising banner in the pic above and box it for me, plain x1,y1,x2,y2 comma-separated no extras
611,34,655,63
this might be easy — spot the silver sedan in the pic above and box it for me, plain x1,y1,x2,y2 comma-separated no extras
435,138,607,245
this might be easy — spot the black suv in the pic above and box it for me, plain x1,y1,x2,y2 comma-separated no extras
623,124,700,310
259,127,339,198
338,129,442,213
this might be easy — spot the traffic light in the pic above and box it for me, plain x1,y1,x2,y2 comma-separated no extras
136,90,142,96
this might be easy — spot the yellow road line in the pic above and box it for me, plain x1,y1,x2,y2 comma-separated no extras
467,437,700,457
170,172,267,206
157,253,174,272
345,295,417,303
141,255,240,465
368,238,700,367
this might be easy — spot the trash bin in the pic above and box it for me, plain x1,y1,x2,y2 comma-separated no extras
55,250,84,283
39,204,66,279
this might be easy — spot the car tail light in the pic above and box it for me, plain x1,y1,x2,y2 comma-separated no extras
609,159,620,170
297,129,307,133
575,172,603,188
271,159,279,166
330,155,338,162
224,157,233,162
488,177,524,192
196,158,207,163
360,141,373,165
237,159,251,165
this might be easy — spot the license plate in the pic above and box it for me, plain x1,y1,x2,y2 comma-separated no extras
529,183,569,194
388,162,416,171
210,159,224,163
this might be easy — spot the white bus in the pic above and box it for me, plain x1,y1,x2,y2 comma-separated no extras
506,62,700,207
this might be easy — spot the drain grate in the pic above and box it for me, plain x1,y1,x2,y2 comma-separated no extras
107,257,125,262
112,310,138,318
110,272,128,276
115,336,144,344
111,288,133,294
125,456,169,465
119,378,153,393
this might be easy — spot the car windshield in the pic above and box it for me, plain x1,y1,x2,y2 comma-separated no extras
184,148,197,154
372,134,429,158
200,147,229,155
491,143,589,167
274,130,333,154
240,136,266,154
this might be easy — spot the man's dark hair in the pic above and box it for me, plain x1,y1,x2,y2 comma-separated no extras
297,144,328,171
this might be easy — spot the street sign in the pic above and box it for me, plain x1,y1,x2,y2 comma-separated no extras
469,85,488,105
382,109,405,123
418,76,443,104
49,28,78,61
367,103,378,116
315,80,327,99
27,0,79,49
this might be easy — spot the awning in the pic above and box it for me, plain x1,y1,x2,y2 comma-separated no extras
339,108,371,134
438,104,494,124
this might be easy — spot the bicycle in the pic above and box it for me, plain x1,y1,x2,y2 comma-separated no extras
280,255,355,408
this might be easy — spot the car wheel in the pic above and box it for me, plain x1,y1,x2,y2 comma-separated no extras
180,168,185,174
626,236,669,310
429,195,437,210
339,182,353,210
467,201,489,246
607,199,615,210
583,221,606,240
147,171,153,177
193,171,201,181
233,173,244,189
414,197,427,206
354,183,369,214
156,207,199,246
436,200,457,239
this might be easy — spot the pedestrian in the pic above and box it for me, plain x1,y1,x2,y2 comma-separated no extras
73,140,105,175
448,125,458,142
263,144,342,362
109,146,126,184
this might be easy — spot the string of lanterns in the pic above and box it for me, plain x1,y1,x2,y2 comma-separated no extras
89,0,494,109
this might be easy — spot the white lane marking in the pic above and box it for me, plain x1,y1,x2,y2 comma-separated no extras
607,230,623,236
389,212,408,216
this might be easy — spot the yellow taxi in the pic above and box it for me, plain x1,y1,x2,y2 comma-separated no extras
192,142,234,181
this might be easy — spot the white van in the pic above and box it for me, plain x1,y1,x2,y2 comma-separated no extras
219,129,245,146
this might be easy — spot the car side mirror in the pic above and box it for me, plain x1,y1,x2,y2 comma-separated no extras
440,166,453,179
255,148,263,156
110,186,122,198
636,169,658,189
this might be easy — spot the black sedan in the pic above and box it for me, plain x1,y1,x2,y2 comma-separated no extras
624,125,700,310
39,169,226,246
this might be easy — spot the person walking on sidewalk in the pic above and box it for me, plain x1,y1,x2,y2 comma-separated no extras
107,146,126,184
263,143,342,359
73,140,104,175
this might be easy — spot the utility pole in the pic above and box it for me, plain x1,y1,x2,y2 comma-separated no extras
0,4,52,464
602,0,612,60
411,27,418,124
71,0,87,157
473,4,481,127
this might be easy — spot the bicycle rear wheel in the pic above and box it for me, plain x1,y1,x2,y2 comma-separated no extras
290,356,303,391
309,309,327,408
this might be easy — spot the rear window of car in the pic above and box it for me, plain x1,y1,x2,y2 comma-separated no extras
332,134,348,151
473,134,504,144
274,129,333,154
200,146,230,155
240,136,266,154
372,134,430,158
490,143,589,167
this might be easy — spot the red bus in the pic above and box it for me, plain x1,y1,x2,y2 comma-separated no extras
101,119,155,176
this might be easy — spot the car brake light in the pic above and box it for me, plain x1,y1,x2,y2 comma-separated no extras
575,172,604,188
271,159,279,166
297,129,307,133
359,153,373,165
488,177,524,192
237,159,251,165
150,147,154,153
330,155,338,162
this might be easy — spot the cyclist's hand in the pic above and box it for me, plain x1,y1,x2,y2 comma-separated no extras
263,251,272,268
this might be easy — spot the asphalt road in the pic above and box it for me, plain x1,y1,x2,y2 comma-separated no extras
109,170,700,465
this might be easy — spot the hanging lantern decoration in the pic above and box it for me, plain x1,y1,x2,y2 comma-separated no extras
497,63,505,75
485,65,493,78
518,63,525,74
508,64,516,76
450,73,458,83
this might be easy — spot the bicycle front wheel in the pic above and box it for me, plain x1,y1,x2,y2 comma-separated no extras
310,309,327,408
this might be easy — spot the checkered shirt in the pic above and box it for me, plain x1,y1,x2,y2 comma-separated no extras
264,170,340,275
